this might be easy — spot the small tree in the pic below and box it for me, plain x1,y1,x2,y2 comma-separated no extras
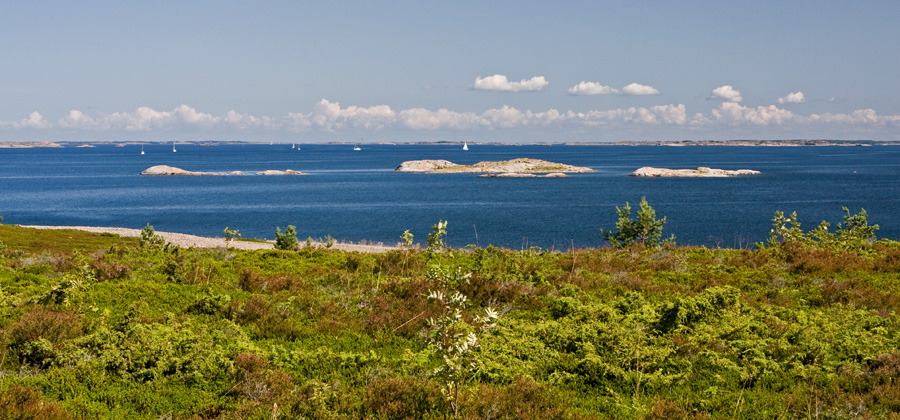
602,197,670,248
766,207,878,251
223,226,241,248
274,225,298,251
836,207,879,247
139,224,167,250
427,221,448,252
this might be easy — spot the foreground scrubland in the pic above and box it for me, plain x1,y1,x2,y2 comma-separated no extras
1,223,899,419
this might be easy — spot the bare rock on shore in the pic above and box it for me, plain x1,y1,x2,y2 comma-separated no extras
632,166,761,177
395,160,459,172
397,158,593,174
142,165,210,175
480,172,569,178
142,165,306,176
257,169,307,175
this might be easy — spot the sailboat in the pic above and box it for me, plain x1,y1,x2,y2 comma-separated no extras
463,142,469,151
172,142,177,153
140,144,145,155
292,143,295,149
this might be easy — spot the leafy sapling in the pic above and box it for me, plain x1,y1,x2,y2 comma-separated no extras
223,226,241,248
427,220,448,252
424,266,499,419
401,229,414,249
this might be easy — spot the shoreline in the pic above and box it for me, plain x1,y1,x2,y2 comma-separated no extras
21,225,398,253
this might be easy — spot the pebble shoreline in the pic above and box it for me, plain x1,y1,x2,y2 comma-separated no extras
23,225,397,253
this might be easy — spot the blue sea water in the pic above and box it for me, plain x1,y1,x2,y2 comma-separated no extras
1,143,899,249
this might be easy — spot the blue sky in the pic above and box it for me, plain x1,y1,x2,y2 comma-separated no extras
2,0,899,142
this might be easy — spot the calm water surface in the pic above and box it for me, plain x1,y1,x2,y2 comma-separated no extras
1,144,898,249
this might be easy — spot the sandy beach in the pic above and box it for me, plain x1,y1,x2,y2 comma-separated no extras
22,225,398,253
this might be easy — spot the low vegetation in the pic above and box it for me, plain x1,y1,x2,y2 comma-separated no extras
1,205,899,419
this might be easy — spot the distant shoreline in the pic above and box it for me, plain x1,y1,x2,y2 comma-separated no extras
2,140,898,148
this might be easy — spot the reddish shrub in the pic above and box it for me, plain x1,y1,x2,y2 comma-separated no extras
8,307,82,348
232,353,295,403
645,399,710,420
0,385,76,420
363,377,445,419
464,376,600,420
91,259,132,281
366,278,433,336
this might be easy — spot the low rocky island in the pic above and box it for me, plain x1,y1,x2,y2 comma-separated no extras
141,165,306,176
395,158,594,175
0,141,63,148
631,166,761,177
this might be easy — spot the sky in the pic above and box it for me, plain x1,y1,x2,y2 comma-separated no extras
1,0,899,143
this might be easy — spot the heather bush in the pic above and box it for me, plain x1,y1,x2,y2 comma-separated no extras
0,385,76,420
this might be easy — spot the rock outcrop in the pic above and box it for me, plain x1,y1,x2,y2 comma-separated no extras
396,158,593,174
479,172,568,178
631,167,761,177
141,165,305,176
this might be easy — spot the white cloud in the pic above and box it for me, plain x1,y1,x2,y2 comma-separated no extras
621,83,660,95
568,81,618,95
777,91,805,104
806,109,900,125
699,102,794,125
308,99,396,130
58,110,97,129
709,85,743,103
567,81,659,96
570,104,686,126
473,74,548,92
398,108,482,130
5,111,52,129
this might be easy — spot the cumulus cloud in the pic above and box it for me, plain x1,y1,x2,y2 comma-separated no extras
567,81,659,96
621,83,660,95
709,85,743,103
569,104,686,126
398,108,482,130
568,81,618,95
473,74,548,92
777,91,805,104
696,102,794,125
3,111,52,129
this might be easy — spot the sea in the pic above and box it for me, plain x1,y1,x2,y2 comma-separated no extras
1,143,899,250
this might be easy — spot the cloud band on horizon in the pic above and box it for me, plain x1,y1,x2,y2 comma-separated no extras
3,99,899,138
